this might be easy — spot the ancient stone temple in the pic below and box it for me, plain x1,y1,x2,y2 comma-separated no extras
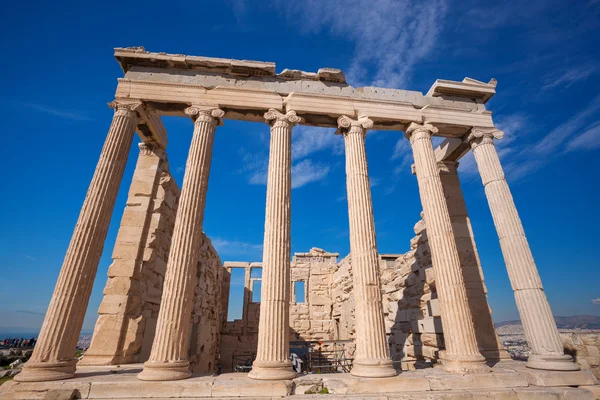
4,47,599,399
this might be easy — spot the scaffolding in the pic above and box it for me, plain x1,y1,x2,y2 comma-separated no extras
290,339,354,374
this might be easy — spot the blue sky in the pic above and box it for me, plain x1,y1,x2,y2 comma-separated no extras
1,0,599,334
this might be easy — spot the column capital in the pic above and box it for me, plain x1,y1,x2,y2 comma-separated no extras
336,115,373,136
108,100,142,117
404,122,438,143
184,105,225,126
466,127,504,149
264,109,302,127
438,160,459,175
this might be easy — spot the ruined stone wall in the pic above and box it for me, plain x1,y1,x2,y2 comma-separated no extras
219,249,340,372
189,236,223,373
84,147,223,373
562,332,600,379
290,249,338,342
330,222,441,371
380,219,443,370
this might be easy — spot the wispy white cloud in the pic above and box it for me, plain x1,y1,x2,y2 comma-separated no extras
17,253,37,261
292,126,342,160
240,150,331,189
390,137,413,175
211,237,263,260
21,102,92,121
277,0,448,88
592,298,600,305
292,159,330,188
565,121,600,152
460,98,600,183
239,150,268,185
542,66,596,91
533,95,600,156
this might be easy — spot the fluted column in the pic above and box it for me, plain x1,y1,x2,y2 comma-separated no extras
438,161,509,361
467,128,578,371
406,122,487,373
249,109,300,380
138,105,223,381
16,100,140,382
338,115,396,378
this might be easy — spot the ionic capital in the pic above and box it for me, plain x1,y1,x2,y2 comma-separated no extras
108,100,142,118
336,115,373,136
264,109,302,128
184,105,225,127
404,122,438,143
466,127,504,149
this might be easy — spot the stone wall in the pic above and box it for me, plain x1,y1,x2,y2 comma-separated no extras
290,249,339,342
331,222,442,371
380,219,443,370
219,249,340,372
189,236,223,373
562,332,600,379
83,145,223,373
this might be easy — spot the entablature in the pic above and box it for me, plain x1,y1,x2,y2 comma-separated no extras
114,48,499,138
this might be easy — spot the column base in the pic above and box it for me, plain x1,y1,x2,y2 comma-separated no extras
137,360,191,381
526,354,580,371
14,359,77,382
481,348,512,362
248,360,296,380
78,355,119,366
351,358,397,378
441,354,490,373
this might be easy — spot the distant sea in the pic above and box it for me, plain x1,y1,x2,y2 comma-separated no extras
0,331,93,340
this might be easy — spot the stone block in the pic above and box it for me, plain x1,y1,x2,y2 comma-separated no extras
104,277,140,295
580,385,600,400
428,372,528,390
115,226,147,247
427,298,441,317
212,376,293,397
412,317,443,333
468,389,519,399
107,260,140,278
43,389,77,400
98,294,142,315
348,375,430,393
523,369,598,387
88,379,213,398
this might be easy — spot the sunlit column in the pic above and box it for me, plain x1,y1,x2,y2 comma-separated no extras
338,115,396,378
249,109,300,380
138,105,223,381
406,122,487,373
467,127,578,371
16,100,140,382
438,160,509,361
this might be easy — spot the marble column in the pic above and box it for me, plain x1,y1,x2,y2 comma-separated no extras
16,100,140,382
467,127,579,371
338,115,396,378
438,161,509,361
138,105,223,381
406,122,487,373
249,109,300,380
